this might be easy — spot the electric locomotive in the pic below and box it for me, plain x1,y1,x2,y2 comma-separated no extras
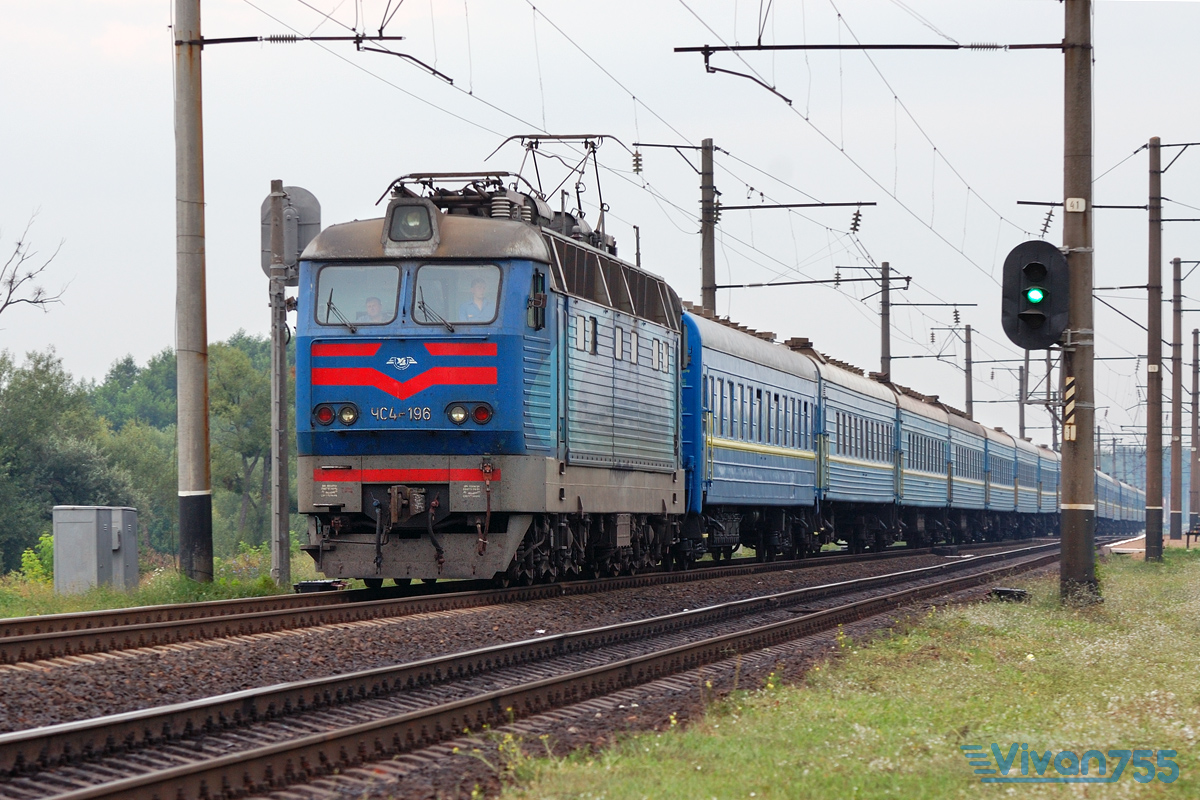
296,174,687,585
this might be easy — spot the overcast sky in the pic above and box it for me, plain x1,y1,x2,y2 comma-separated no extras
2,0,1198,449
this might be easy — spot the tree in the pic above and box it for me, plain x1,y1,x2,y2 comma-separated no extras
209,340,272,550
1,217,65,319
92,349,177,430
98,421,177,554
0,349,140,571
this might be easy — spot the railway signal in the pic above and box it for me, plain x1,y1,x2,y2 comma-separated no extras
1001,240,1069,350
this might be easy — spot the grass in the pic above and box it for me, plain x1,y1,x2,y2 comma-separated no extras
504,549,1200,799
0,547,322,619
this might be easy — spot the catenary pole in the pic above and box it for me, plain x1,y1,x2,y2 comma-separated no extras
1172,256,1184,540
174,0,213,581
1192,327,1199,534
1146,137,1164,561
1019,349,1029,438
881,261,891,380
1048,351,1058,450
1059,0,1097,597
964,324,973,419
269,180,291,588
701,138,716,312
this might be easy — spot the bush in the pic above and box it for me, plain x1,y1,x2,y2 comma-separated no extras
18,532,53,583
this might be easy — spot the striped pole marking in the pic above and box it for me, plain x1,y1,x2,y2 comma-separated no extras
1063,375,1077,442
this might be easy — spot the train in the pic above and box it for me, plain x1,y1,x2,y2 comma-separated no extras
293,172,1145,586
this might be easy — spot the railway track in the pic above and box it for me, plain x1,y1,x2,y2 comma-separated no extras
0,541,1064,800
0,539,1047,666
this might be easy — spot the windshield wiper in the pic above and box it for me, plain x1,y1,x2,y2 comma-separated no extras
417,287,455,333
324,289,358,334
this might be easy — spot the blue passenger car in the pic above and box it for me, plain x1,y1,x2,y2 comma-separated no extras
681,312,821,558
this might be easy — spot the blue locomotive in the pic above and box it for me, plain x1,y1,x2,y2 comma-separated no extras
294,174,1144,585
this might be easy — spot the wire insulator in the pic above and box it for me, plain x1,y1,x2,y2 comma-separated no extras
953,307,961,325
632,151,643,174
968,42,1001,51
267,34,299,44
850,208,862,233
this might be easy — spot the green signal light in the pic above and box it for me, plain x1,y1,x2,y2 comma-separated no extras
1025,286,1046,304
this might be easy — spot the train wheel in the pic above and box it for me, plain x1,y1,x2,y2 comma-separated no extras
393,578,411,586
422,578,438,585
363,578,384,589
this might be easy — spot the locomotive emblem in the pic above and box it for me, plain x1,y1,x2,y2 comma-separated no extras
386,356,418,371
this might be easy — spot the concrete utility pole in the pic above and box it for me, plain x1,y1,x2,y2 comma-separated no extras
1048,351,1058,450
1172,256,1184,540
1019,349,1030,439
700,138,716,313
964,324,973,419
1059,0,1097,597
268,181,291,588
1192,327,1199,533
174,0,213,582
1146,137,1164,561
881,261,891,380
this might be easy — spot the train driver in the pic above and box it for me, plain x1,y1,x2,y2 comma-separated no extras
457,277,492,323
363,296,387,323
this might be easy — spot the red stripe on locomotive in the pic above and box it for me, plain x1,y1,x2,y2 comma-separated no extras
311,342,383,357
423,342,498,356
311,366,498,400
313,468,502,482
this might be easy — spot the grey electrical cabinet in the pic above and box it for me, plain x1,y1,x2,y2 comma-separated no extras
52,506,139,594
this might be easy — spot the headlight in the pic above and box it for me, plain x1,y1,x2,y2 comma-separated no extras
389,205,432,241
338,404,359,425
315,405,335,425
472,404,493,424
448,405,468,425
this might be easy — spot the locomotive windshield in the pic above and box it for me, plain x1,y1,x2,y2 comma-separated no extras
315,265,400,326
413,264,501,326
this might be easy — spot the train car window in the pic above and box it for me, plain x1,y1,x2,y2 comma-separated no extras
777,398,787,448
527,269,547,330
749,388,757,441
783,397,791,447
630,330,639,365
731,383,739,439
315,264,400,326
614,326,624,360
412,264,501,325
588,317,598,354
736,385,743,440
802,401,809,449
765,393,773,444
718,378,726,435
576,315,586,351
